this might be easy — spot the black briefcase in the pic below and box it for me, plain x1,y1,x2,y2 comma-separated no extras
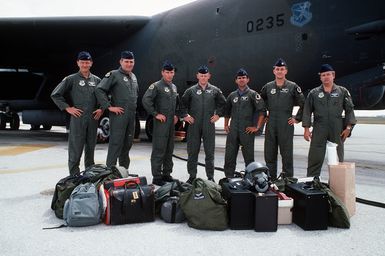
286,182,328,230
221,182,254,230
254,191,278,232
109,183,155,225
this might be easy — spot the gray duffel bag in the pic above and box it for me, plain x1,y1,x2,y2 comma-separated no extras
160,196,186,223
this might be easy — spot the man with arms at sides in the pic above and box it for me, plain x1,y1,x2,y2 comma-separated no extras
142,61,180,186
302,64,356,177
260,58,305,180
181,65,226,183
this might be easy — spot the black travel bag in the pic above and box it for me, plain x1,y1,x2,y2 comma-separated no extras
221,182,255,230
109,183,155,225
286,182,328,230
254,190,278,232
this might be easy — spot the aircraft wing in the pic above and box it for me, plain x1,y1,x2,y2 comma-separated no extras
0,16,150,71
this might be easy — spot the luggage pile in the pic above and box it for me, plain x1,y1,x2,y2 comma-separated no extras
48,162,353,231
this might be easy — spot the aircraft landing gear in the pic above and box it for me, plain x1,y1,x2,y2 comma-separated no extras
96,113,141,143
144,116,187,142
0,104,20,130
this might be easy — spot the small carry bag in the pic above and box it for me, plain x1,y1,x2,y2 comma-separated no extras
160,196,186,223
155,180,191,214
63,183,102,227
108,182,155,225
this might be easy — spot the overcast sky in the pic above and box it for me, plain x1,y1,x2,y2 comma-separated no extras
0,0,197,17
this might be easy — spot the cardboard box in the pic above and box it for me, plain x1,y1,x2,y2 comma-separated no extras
328,162,356,217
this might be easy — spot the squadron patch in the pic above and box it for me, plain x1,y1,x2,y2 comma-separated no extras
270,88,276,95
233,97,239,103
165,87,170,93
297,86,302,93
79,80,85,86
123,76,129,82
256,93,261,100
105,72,111,78
149,84,155,90
318,92,324,98
197,90,202,95
290,1,312,27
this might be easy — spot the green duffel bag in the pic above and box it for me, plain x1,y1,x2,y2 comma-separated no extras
272,172,298,192
179,178,228,231
312,178,350,229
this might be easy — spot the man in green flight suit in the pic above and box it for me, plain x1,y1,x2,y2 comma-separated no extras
95,51,138,172
223,68,265,178
181,65,226,183
303,64,357,177
260,58,305,180
51,51,103,175
142,61,179,186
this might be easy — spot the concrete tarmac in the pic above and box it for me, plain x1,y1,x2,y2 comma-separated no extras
0,122,385,256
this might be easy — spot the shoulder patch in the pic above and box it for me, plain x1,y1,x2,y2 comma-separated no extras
104,71,112,78
297,86,302,93
149,83,155,90
256,93,261,100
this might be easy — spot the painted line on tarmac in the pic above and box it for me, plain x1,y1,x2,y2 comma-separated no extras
0,144,53,156
0,156,149,174
0,164,65,174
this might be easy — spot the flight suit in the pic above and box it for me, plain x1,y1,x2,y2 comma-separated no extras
223,87,265,178
51,72,101,175
142,79,179,179
260,80,305,179
302,84,356,177
181,83,226,179
95,67,138,169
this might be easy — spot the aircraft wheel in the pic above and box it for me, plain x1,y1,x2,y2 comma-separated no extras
134,115,140,139
30,124,40,130
10,113,20,130
0,113,6,129
97,116,110,143
145,116,153,141
181,122,189,142
42,125,52,130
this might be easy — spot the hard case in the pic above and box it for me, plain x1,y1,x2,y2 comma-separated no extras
254,191,278,232
221,182,254,230
275,191,293,225
286,182,328,230
108,184,155,225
